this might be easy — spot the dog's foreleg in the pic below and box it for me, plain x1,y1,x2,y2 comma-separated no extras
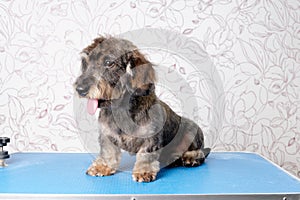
86,135,121,177
132,149,160,182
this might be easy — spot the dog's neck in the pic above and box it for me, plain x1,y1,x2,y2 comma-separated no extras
128,91,156,113
105,88,156,112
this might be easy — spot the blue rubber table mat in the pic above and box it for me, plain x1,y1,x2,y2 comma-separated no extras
0,152,300,195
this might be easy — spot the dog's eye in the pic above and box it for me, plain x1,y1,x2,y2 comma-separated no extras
104,59,114,67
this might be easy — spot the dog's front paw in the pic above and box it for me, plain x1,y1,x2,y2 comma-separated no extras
132,172,157,182
86,163,116,177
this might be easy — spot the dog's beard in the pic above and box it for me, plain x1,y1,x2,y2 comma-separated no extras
86,84,125,115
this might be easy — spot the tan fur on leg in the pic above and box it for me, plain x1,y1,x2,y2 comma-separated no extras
86,159,116,177
182,150,205,167
86,134,121,177
132,151,160,182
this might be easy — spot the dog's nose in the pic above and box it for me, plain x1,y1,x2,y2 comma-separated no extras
76,86,89,97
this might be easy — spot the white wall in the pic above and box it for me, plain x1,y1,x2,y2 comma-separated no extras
0,0,299,178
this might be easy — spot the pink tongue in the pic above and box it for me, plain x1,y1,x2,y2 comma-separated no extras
87,99,98,115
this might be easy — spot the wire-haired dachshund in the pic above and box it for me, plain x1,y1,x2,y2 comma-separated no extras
74,36,210,182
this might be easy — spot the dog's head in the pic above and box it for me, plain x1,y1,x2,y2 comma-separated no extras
74,36,156,114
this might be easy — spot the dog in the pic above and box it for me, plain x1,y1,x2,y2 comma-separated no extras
74,36,210,182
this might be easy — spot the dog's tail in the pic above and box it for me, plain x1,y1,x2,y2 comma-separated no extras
203,148,211,158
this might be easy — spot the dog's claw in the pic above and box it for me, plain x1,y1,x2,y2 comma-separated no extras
182,150,206,167
132,172,157,182
182,158,202,167
86,164,115,177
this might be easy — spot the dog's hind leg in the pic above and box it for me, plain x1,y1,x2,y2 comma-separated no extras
182,148,210,167
181,127,210,167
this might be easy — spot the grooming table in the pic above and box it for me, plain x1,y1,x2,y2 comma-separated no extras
0,152,299,200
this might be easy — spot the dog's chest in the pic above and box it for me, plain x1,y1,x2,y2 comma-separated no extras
98,108,152,153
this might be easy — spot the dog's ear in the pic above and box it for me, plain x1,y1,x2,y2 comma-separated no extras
126,50,156,95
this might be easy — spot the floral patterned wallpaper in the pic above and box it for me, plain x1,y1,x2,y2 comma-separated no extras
0,0,299,178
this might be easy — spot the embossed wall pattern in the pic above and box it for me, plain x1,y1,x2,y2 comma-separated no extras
0,0,299,178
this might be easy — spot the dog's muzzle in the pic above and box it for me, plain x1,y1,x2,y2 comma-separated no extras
76,86,89,97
